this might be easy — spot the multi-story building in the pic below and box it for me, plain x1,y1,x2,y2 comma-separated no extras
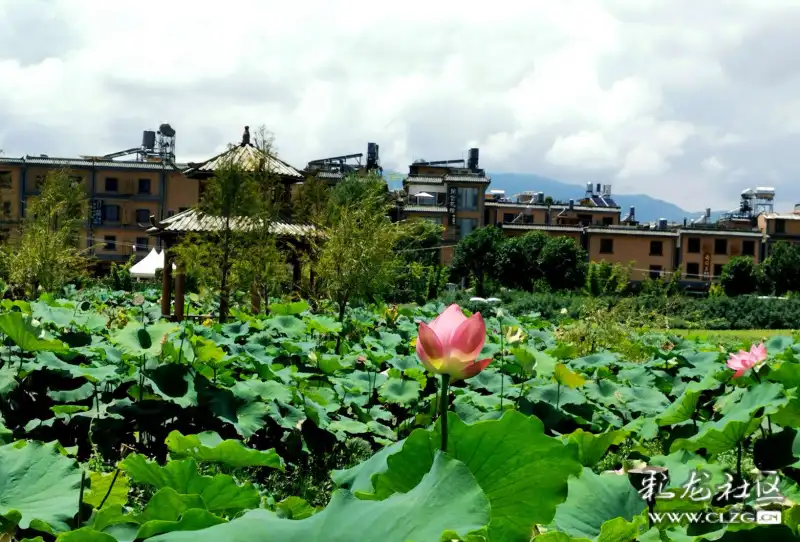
0,125,196,266
401,148,491,264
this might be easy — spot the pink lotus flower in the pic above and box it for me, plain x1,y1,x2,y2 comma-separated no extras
416,304,491,381
727,342,768,378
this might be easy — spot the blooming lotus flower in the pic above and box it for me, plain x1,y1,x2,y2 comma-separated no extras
727,341,768,378
416,304,491,381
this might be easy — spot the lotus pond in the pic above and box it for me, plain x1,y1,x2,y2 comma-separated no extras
1,291,800,541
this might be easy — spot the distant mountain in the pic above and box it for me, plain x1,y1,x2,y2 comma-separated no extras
387,171,722,223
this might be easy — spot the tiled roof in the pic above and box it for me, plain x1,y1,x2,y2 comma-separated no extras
680,228,765,238
761,212,800,221
0,155,187,171
404,205,447,213
586,227,678,237
187,144,303,178
502,224,584,233
147,208,317,237
444,174,490,183
404,175,446,184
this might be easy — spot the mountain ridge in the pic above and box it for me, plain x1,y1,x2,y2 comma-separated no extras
387,171,722,222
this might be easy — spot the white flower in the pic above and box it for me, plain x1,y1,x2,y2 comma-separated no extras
560,308,568,315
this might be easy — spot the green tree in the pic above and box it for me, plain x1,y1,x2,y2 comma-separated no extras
315,173,399,352
585,261,631,296
761,241,800,295
495,231,549,290
5,168,88,294
392,218,444,302
720,256,760,296
451,226,505,296
173,127,287,322
538,236,588,291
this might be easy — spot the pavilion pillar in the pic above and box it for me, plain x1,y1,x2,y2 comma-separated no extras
174,261,186,322
292,253,301,291
250,281,261,314
161,240,173,320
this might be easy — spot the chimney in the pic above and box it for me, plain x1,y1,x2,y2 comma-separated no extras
596,183,601,194
629,205,635,219
569,199,574,210
705,207,711,218
241,126,251,146
467,148,479,170
367,142,379,170
683,217,687,226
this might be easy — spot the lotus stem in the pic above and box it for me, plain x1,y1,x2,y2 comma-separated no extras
440,373,450,453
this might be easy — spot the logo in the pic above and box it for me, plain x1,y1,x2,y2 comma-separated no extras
756,510,782,525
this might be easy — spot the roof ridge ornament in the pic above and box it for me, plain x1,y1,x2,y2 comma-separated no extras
241,126,250,147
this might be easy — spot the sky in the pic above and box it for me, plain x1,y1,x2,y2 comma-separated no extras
1,0,800,211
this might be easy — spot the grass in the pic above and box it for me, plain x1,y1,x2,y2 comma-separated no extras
669,329,795,340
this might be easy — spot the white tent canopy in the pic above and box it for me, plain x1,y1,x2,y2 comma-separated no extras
129,248,175,279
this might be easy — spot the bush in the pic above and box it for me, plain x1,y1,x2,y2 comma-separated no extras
720,257,759,296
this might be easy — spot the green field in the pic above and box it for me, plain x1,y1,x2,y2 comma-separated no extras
669,328,797,342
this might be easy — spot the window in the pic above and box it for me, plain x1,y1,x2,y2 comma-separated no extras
138,178,151,194
522,214,534,224
650,240,663,256
599,238,614,254
105,177,118,192
104,236,116,251
687,237,700,253
0,171,11,188
1,201,10,216
713,263,724,278
167,210,175,217
686,262,700,278
602,217,614,226
135,209,150,224
742,240,755,256
456,187,479,211
503,213,516,224
69,175,82,186
775,219,786,234
649,265,663,279
714,238,727,255
135,237,149,251
457,217,478,240
102,204,120,222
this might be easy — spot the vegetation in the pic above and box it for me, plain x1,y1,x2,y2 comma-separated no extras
0,292,798,540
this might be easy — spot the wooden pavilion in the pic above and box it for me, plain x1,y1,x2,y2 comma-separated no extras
148,127,317,321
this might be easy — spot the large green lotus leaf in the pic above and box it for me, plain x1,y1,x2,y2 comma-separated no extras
119,455,259,512
83,471,130,508
229,379,293,404
0,441,83,531
766,335,795,355
0,311,66,353
536,516,648,541
267,315,307,337
110,321,178,357
149,453,490,542
54,528,117,541
30,303,108,332
137,508,227,540
27,352,119,383
549,468,648,540
0,366,17,396
364,411,581,542
268,300,309,316
331,439,406,493
656,378,722,426
671,382,791,455
527,382,587,408
647,450,727,513
165,430,284,470
563,428,629,467
378,378,421,405
0,415,11,444
46,382,95,403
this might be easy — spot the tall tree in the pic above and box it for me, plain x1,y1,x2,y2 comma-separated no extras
4,168,88,294
172,126,288,322
451,226,505,296
315,173,399,352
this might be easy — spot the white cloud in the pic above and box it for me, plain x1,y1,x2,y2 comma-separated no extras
545,131,618,169
701,156,727,174
2,0,800,209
